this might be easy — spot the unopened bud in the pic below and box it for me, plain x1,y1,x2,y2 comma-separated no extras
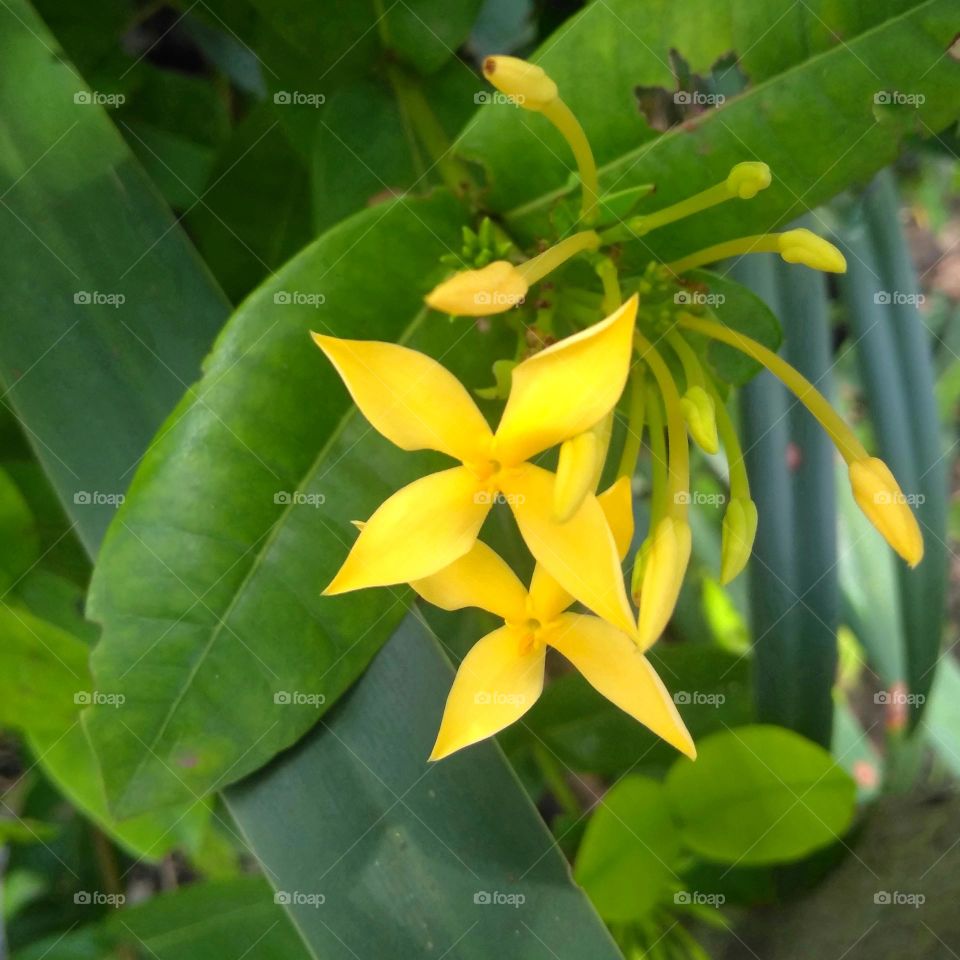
679,386,719,454
725,162,772,200
482,56,558,111
778,229,846,273
425,261,528,317
635,516,691,651
849,457,923,567
720,497,758,585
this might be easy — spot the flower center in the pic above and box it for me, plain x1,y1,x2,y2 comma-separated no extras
470,458,502,484
516,618,543,655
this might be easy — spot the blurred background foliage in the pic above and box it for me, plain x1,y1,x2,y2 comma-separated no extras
0,0,959,958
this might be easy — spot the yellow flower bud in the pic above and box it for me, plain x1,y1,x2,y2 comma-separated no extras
679,386,719,455
553,430,599,523
848,457,924,567
425,261,528,317
720,497,758,585
777,229,847,273
630,536,651,605
725,162,771,199
636,516,692,651
482,56,558,111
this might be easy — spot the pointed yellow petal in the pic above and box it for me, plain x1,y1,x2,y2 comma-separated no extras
848,457,924,567
411,540,529,622
311,333,493,463
425,261,528,317
596,476,635,561
527,564,574,624
545,613,695,758
429,625,545,760
528,472,629,623
493,297,637,465
324,467,488,594
501,463,636,636
636,516,692,650
720,497,758,585
553,430,600,522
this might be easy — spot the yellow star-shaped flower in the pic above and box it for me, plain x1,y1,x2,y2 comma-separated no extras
411,478,695,760
312,296,639,634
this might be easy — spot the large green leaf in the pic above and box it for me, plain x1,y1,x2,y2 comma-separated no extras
458,0,960,262
85,193,478,817
665,726,856,866
226,615,622,959
12,876,308,960
0,0,230,555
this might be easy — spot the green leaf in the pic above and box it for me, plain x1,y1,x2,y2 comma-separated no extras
84,193,488,817
0,0,230,555
460,0,960,263
0,465,39,590
665,725,856,865
225,615,623,959
12,876,308,960
574,776,680,923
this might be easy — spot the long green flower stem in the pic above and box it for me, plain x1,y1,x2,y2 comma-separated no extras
677,314,868,464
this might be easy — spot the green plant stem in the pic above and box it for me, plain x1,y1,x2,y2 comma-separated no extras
532,744,580,816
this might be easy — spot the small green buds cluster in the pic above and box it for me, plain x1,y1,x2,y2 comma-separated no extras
440,217,514,271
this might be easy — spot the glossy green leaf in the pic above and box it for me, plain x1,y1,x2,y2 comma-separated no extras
665,725,856,866
0,0,230,555
225,615,622,960
0,465,39,589
574,776,680,923
459,0,960,266
85,193,475,817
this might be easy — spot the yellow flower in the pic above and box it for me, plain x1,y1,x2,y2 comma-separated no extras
412,478,695,760
312,296,639,635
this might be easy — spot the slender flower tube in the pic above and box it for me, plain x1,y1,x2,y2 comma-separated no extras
626,162,772,237
666,329,719,454
313,296,641,635
633,331,692,650
483,55,599,222
667,228,847,276
678,314,924,567
409,480,695,761
425,230,599,318
708,378,758,585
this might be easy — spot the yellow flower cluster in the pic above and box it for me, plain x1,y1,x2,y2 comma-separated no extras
312,56,923,762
